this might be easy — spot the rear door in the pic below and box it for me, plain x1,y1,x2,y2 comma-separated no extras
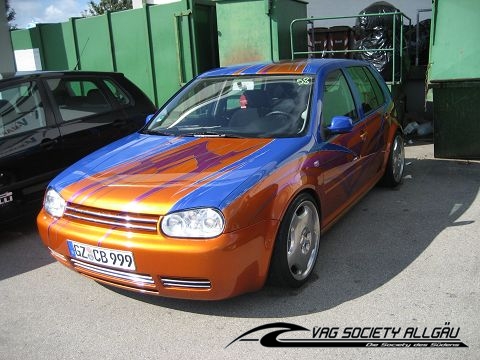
0,78,63,206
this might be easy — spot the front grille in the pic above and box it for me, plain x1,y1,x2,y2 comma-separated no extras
71,258,158,292
161,277,211,289
64,203,159,233
69,258,212,294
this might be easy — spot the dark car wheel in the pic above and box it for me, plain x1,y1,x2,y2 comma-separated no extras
269,193,320,288
381,132,405,187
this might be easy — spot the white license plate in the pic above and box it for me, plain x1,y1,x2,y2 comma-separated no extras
67,240,136,271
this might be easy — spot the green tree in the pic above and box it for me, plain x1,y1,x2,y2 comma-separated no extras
5,0,16,29
83,0,133,16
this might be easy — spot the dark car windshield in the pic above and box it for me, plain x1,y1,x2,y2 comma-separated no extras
145,75,313,138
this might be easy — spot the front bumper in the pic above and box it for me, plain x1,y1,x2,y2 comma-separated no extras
37,209,279,300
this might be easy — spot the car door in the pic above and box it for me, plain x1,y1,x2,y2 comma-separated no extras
45,75,135,166
313,69,367,226
345,66,387,181
0,78,63,208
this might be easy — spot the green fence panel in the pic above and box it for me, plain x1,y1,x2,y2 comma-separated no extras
10,0,295,106
110,8,156,105
74,15,114,72
36,23,70,70
10,2,198,107
216,0,273,65
192,2,219,75
62,20,81,70
11,24,77,70
10,27,45,69
216,0,307,66
429,0,480,81
274,0,308,61
428,0,480,159
10,27,42,69
148,0,194,106
10,27,41,50
432,81,480,159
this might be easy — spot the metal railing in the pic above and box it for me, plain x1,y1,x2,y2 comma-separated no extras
415,8,432,66
290,12,412,85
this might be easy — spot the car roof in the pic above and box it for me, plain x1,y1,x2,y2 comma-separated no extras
0,70,123,81
199,58,371,78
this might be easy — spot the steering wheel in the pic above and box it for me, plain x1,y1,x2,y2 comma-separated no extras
265,110,292,126
262,110,295,135
264,110,290,119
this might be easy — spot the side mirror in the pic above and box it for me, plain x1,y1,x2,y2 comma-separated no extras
145,114,154,125
327,116,353,134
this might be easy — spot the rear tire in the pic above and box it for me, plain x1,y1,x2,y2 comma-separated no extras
269,193,320,288
381,132,405,187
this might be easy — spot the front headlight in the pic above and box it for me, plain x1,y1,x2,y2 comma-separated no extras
161,208,225,238
44,188,67,218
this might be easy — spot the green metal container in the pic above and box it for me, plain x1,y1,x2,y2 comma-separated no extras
9,0,219,107
10,0,307,106
10,26,44,68
215,0,307,66
428,0,480,159
431,81,480,159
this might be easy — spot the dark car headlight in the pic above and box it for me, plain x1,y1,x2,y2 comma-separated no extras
161,208,225,238
44,188,67,218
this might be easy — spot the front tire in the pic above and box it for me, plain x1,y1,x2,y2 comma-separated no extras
269,193,320,288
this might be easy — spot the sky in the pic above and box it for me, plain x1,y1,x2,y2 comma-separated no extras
8,0,431,29
9,0,90,29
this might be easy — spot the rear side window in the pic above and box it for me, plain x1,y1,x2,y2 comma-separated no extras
346,66,385,114
47,78,112,122
0,82,46,138
104,79,132,106
322,70,358,127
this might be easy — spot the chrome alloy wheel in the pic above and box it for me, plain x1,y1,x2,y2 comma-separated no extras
391,134,405,184
286,200,320,281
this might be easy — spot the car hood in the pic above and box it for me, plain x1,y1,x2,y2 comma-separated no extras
52,133,310,215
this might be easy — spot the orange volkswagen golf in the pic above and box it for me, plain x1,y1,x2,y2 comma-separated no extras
37,59,404,300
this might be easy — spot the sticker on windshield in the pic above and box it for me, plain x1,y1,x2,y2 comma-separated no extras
297,77,311,86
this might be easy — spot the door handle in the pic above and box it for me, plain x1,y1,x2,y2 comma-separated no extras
40,138,58,149
360,130,368,141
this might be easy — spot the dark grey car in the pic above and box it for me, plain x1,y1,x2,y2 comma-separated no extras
0,71,156,222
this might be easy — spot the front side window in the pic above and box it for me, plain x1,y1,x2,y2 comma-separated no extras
0,81,46,138
146,75,313,138
47,78,112,122
321,70,358,128
346,66,385,114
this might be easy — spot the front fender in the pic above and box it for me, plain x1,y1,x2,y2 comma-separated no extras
223,153,319,234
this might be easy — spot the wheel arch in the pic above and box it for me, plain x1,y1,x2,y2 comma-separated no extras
267,187,322,287
274,185,322,232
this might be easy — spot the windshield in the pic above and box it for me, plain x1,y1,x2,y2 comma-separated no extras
145,75,313,138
